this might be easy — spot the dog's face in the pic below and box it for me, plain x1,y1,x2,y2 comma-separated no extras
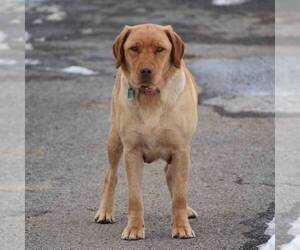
113,24,184,88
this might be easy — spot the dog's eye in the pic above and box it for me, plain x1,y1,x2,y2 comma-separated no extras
130,46,139,52
156,47,165,53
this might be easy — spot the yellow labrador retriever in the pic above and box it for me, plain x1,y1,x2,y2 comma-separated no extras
94,23,198,240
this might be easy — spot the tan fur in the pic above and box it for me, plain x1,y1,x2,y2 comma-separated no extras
94,24,198,240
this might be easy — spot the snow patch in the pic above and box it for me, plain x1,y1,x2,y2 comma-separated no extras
281,235,300,250
0,31,7,42
259,218,275,250
33,18,43,24
0,43,9,50
36,5,66,22
14,37,24,42
266,218,275,236
25,31,30,42
0,59,17,65
260,235,275,250
25,59,39,66
81,28,93,35
10,19,21,24
0,31,9,50
36,37,46,42
61,66,97,76
189,56,274,98
276,57,300,96
45,11,66,22
281,217,300,250
212,0,248,6
26,43,33,50
0,182,24,192
36,5,61,13
25,32,33,50
0,1,24,13
288,217,300,235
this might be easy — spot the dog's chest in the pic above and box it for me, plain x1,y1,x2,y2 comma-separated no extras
141,132,170,163
138,118,173,163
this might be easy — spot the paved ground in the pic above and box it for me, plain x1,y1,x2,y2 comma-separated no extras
0,1,25,250
25,0,275,249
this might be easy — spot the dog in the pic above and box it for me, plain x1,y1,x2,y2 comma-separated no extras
94,23,199,240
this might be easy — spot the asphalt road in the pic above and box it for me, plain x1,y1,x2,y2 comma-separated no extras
25,0,275,249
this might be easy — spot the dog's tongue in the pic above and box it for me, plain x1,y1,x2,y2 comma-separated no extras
141,87,160,96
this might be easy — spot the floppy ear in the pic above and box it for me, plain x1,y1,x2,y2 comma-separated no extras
164,26,185,68
112,25,131,68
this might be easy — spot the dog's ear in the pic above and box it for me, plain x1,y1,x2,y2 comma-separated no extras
112,25,131,68
164,25,185,68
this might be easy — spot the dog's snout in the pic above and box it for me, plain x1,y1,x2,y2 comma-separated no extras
140,68,152,77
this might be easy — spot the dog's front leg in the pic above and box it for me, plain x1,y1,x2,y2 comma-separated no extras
121,148,145,240
95,128,122,224
170,148,195,239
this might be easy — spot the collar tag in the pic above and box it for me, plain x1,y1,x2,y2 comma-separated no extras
128,87,134,101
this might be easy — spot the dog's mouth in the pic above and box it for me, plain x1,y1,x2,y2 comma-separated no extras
139,86,160,95
129,79,160,96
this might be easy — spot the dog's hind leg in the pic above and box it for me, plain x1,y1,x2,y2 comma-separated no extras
164,163,198,220
95,127,123,224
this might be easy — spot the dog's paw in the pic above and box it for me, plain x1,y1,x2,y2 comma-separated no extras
171,223,195,239
94,209,114,224
121,225,145,240
187,206,198,219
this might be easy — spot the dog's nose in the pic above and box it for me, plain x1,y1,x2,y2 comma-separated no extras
140,68,152,77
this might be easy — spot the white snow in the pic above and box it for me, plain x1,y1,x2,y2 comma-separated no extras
288,217,300,235
0,31,9,50
212,0,248,6
0,59,17,65
25,31,30,42
281,217,300,250
45,11,66,22
260,235,275,250
14,37,24,42
33,18,43,24
0,43,9,50
259,218,275,250
36,37,46,42
61,66,97,76
276,57,300,96
25,31,33,50
10,19,21,24
25,43,33,50
81,28,93,35
25,59,39,66
0,0,24,13
281,235,300,250
36,5,66,22
266,218,275,236
36,5,61,13
0,31,7,43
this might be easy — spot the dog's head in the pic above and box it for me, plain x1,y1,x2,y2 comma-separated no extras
113,24,184,88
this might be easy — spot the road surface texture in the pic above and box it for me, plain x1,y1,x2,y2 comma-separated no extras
25,0,275,249
0,1,25,250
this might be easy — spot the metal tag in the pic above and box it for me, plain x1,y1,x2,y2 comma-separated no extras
128,87,134,101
